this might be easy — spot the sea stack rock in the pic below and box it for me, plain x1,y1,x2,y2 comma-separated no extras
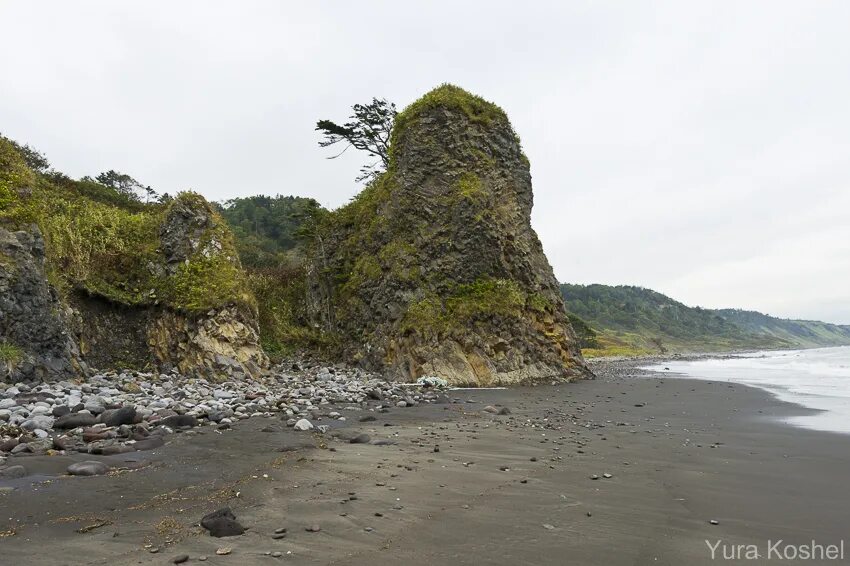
309,84,591,385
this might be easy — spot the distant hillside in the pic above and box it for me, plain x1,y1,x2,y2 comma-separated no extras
218,195,323,268
560,284,850,356
715,309,850,348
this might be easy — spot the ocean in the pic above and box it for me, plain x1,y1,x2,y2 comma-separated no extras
644,346,850,434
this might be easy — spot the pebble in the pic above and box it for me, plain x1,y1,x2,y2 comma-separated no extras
216,547,232,555
305,524,321,532
0,366,448,462
0,465,26,479
172,555,189,564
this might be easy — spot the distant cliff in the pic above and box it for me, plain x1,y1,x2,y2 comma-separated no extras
561,283,850,356
0,136,267,381
714,309,850,348
306,85,590,385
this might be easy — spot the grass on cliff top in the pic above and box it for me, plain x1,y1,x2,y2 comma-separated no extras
388,84,510,167
324,84,512,242
0,136,252,313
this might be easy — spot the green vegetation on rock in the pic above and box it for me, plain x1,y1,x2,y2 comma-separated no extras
0,136,252,314
401,278,526,337
0,341,23,365
304,84,589,384
389,84,508,167
246,265,329,357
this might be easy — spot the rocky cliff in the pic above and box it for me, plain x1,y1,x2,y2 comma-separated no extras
0,225,85,381
0,137,267,382
308,85,591,385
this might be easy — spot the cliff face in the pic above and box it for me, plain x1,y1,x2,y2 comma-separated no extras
309,85,591,385
0,137,267,382
0,226,84,381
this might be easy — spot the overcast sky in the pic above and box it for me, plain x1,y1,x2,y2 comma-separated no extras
2,1,848,323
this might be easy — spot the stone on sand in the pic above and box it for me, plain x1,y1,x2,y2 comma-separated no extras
0,465,26,479
201,507,245,537
67,461,110,476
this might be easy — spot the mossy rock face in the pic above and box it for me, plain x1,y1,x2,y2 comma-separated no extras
0,137,267,380
0,225,85,382
309,84,591,385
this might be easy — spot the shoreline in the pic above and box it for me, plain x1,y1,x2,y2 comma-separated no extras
3,361,850,564
601,348,850,436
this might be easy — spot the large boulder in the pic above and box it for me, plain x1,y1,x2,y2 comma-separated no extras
308,85,591,385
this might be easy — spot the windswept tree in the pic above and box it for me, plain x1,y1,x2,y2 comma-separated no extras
316,97,397,183
92,170,158,202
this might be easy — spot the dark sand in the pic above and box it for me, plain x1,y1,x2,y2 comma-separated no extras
2,363,849,565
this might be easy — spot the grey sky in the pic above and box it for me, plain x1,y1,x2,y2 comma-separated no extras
2,1,848,323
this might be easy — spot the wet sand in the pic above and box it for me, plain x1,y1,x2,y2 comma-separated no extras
2,364,849,565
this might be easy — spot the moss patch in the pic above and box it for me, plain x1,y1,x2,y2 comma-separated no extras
452,171,487,204
0,341,23,365
389,84,508,167
401,278,526,338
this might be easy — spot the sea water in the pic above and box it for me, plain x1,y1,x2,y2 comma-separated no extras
644,346,850,434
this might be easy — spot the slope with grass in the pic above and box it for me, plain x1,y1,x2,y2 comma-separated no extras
0,135,267,381
714,309,850,348
560,284,850,357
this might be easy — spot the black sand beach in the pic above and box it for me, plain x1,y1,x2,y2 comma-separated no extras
2,360,849,565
